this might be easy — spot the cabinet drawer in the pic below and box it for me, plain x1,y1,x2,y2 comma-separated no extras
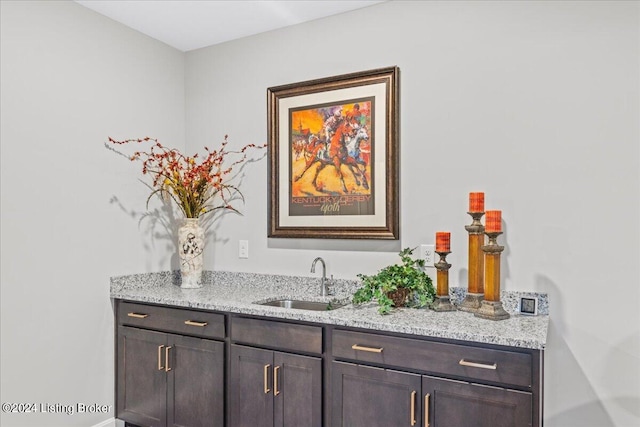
332,329,532,388
119,301,225,339
231,317,322,355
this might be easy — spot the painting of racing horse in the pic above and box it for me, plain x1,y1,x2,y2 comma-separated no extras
344,125,370,190
302,134,324,162
294,118,368,194
292,139,306,160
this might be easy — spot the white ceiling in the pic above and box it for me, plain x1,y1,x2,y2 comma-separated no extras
75,1,385,52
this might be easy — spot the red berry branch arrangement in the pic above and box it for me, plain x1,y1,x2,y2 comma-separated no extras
108,136,265,219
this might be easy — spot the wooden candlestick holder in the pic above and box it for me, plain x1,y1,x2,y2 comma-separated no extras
459,211,485,312
433,251,456,312
475,231,510,321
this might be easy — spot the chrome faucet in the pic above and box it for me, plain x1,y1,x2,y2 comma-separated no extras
310,257,328,297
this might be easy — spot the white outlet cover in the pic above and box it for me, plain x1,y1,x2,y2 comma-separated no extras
420,244,435,267
239,240,249,259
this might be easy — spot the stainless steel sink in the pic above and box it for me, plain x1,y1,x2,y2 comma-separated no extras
258,299,345,311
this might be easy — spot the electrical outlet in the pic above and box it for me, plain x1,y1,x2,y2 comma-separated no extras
420,244,435,267
239,240,249,259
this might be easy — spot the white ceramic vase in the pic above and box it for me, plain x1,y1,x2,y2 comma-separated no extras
178,218,204,289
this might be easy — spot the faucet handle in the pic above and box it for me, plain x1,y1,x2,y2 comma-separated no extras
327,275,335,295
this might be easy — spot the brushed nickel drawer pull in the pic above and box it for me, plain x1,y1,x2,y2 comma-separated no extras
158,345,165,371
410,390,417,426
127,312,149,319
165,346,172,372
459,359,497,370
352,344,383,353
425,393,430,427
264,364,271,394
184,320,208,327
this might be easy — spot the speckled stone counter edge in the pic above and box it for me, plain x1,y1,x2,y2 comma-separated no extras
110,270,549,350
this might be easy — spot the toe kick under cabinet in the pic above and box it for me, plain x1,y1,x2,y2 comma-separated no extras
114,300,543,427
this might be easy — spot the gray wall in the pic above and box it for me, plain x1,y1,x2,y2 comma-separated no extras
1,1,638,426
185,1,639,426
0,1,184,426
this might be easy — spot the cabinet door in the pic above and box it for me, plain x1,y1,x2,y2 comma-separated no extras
423,376,532,427
273,352,322,427
229,345,274,427
117,327,168,427
331,361,422,427
167,335,225,427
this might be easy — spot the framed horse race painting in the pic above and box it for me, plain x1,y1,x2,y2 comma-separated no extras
267,66,399,239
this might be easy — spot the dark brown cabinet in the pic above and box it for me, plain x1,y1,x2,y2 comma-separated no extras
114,300,543,427
423,376,532,427
229,317,322,427
330,329,539,427
331,361,422,427
116,302,225,427
229,344,321,427
331,361,533,427
117,327,168,427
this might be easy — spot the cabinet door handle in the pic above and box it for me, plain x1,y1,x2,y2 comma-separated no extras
459,359,497,370
127,312,149,319
351,344,384,353
424,393,430,427
165,346,172,372
264,364,271,394
274,365,280,396
410,390,417,426
184,320,208,327
158,345,165,371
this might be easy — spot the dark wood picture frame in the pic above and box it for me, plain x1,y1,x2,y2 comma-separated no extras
267,66,399,239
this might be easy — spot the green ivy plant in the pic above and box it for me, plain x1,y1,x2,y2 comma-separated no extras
352,247,436,315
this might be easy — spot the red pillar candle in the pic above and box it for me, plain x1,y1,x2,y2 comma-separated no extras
436,232,451,252
469,192,485,212
485,210,502,233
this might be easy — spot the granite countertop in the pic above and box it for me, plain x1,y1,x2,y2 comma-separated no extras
110,270,549,350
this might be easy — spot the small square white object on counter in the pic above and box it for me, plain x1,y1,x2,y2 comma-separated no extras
519,297,538,315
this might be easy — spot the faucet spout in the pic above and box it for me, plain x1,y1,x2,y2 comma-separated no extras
311,257,328,297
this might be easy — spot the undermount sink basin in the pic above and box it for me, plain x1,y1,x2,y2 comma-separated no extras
258,299,345,311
